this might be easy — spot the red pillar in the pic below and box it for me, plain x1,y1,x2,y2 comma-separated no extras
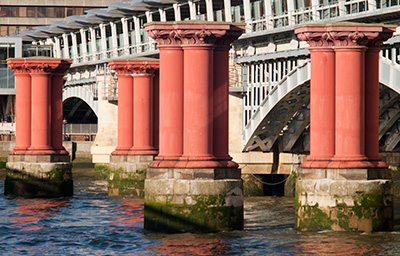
176,44,219,168
146,23,244,169
29,71,54,154
365,48,388,168
51,62,71,155
295,24,396,169
8,61,31,154
330,47,370,167
213,46,238,168
150,45,184,167
153,74,160,151
8,58,71,156
109,62,134,155
131,73,157,155
303,48,336,168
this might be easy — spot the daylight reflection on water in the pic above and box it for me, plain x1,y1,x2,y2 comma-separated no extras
0,178,400,255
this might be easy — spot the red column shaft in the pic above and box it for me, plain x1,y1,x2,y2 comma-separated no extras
365,48,387,167
131,74,157,154
302,48,335,168
13,73,31,153
332,47,368,163
153,74,160,151
29,73,53,153
213,46,238,168
177,45,219,168
51,74,67,154
114,74,134,154
151,46,184,167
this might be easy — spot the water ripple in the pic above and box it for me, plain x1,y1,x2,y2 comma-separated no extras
0,179,399,255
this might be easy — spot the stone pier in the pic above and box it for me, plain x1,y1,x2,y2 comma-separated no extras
108,58,159,197
144,21,244,232
6,57,73,197
295,23,396,232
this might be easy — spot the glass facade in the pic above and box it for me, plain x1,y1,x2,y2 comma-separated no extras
0,43,15,90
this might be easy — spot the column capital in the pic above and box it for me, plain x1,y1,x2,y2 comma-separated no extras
295,22,396,48
145,21,244,46
7,60,30,74
109,58,160,75
8,58,71,74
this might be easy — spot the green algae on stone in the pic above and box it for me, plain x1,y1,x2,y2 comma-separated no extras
108,169,147,197
144,194,243,233
94,164,110,180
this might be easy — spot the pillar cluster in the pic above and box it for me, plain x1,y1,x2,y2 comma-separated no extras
107,58,159,197
8,58,72,155
293,23,396,232
295,23,396,169
109,58,159,156
143,22,245,233
6,57,73,198
146,21,243,169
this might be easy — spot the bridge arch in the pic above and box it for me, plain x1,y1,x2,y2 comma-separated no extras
63,86,98,117
242,57,400,153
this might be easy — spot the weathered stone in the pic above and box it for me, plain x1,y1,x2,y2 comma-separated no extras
295,177,393,232
108,154,154,197
5,156,73,197
144,167,243,232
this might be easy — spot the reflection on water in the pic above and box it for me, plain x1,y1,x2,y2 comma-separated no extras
0,178,400,255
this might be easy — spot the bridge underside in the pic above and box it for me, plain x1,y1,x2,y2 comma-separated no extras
63,97,97,124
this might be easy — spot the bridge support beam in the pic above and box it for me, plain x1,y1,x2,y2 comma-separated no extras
6,58,73,197
145,22,244,232
108,58,159,197
295,23,396,232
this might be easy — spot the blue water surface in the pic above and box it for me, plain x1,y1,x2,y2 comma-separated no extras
0,178,400,255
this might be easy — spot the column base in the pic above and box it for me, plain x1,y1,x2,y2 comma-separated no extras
128,148,158,155
295,168,393,232
5,154,73,198
108,154,154,197
302,160,389,169
144,167,243,233
111,147,132,155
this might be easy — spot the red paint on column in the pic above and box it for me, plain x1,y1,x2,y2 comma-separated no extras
131,74,157,155
176,45,219,168
302,48,335,168
150,46,183,167
153,74,160,151
29,72,54,154
145,23,244,169
7,61,31,154
213,46,238,168
329,47,371,168
51,62,71,155
365,48,388,168
114,73,134,154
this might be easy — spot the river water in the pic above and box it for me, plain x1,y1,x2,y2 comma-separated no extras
1,177,400,255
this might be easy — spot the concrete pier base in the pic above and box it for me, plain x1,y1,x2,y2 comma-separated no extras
108,155,154,197
144,168,244,233
5,154,73,197
295,168,393,232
